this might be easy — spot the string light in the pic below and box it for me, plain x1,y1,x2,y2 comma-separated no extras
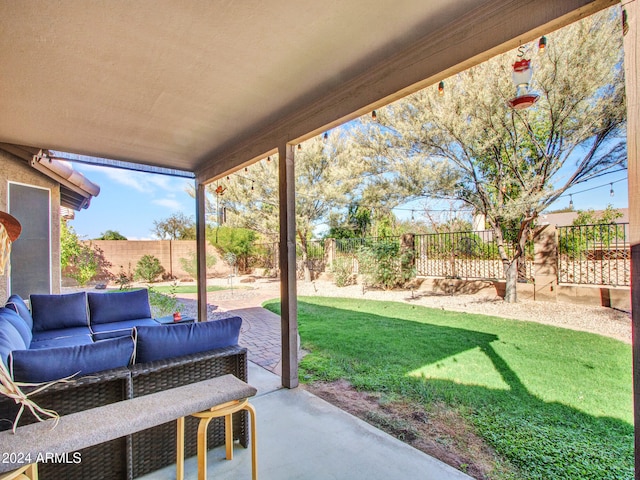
323,132,328,140
267,156,271,162
438,81,444,96
610,183,615,197
372,110,377,120
297,144,302,150
568,194,574,208
244,167,248,172
538,36,547,52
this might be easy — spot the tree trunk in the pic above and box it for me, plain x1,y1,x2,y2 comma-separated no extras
298,233,312,283
302,248,311,282
504,259,518,303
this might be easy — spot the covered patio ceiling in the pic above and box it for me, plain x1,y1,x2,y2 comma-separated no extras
0,0,616,183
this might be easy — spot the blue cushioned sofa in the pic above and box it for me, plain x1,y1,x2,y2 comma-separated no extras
0,289,248,480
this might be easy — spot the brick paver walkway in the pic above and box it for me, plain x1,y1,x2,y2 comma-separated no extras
178,280,283,375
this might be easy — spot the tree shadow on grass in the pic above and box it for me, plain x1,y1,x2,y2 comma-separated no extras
289,300,634,480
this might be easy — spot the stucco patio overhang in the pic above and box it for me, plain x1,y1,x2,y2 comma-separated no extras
1,0,639,475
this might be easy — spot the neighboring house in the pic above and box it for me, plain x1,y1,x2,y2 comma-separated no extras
0,144,99,300
538,208,629,227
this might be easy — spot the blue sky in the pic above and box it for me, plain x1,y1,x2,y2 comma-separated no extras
69,161,629,240
70,163,196,240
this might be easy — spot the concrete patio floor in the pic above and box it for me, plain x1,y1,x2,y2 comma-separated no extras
139,361,472,480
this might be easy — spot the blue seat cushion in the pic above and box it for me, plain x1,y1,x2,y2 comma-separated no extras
0,307,32,346
88,289,152,325
31,326,92,342
29,335,93,349
10,335,135,383
0,318,27,366
90,318,158,339
30,292,89,332
135,316,242,364
6,294,33,330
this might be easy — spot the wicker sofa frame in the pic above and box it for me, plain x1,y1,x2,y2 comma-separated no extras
0,345,248,480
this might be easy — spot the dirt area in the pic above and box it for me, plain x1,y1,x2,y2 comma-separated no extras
305,379,501,479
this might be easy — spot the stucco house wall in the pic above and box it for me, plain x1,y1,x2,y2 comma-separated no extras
0,149,61,300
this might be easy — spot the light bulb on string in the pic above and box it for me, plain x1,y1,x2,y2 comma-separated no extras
372,110,377,120
569,194,574,209
411,210,415,221
297,144,302,151
438,81,444,96
323,132,328,141
244,167,248,173
267,156,271,162
610,183,615,197
538,36,547,53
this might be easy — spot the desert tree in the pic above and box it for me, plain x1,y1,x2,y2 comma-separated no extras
354,7,626,302
209,130,366,281
152,212,196,240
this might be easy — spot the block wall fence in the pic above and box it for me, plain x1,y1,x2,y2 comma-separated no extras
86,240,230,280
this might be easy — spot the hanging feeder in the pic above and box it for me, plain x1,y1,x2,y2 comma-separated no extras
507,48,539,110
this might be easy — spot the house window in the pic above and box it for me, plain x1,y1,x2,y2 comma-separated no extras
9,182,51,297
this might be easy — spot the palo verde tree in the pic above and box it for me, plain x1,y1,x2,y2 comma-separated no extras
209,130,366,281
355,8,626,302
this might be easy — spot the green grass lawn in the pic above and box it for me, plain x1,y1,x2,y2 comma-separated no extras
263,296,633,480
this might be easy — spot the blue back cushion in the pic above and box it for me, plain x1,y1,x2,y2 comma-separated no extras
0,318,27,367
135,316,242,364
30,292,89,332
10,335,135,383
0,307,32,346
6,294,33,330
88,289,152,325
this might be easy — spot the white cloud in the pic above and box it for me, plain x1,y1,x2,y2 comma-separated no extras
76,164,186,194
153,197,183,210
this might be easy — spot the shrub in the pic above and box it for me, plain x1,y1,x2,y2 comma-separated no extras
115,263,134,290
134,255,165,283
179,250,217,279
60,221,109,286
147,283,179,317
208,226,257,273
332,256,356,287
67,246,99,286
357,239,415,289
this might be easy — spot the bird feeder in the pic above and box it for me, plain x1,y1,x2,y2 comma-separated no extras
507,57,539,110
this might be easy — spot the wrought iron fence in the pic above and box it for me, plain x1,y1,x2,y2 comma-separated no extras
298,240,326,278
557,223,630,286
334,237,396,274
414,230,534,280
250,225,630,287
